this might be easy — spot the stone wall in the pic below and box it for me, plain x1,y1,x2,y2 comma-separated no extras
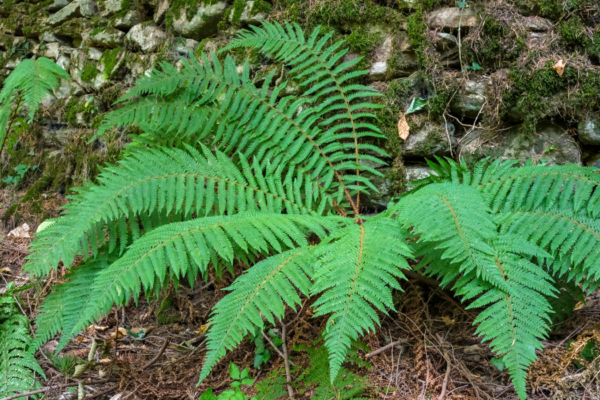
0,0,599,217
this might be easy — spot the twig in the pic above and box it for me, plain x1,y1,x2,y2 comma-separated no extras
84,385,117,400
0,379,119,400
142,338,169,370
280,320,294,399
366,339,409,358
262,331,295,366
437,360,451,400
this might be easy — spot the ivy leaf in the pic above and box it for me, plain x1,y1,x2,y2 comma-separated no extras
470,62,483,70
457,1,468,8
490,356,505,371
406,97,428,115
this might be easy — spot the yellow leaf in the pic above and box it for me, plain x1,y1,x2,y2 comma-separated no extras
553,59,566,76
398,114,410,141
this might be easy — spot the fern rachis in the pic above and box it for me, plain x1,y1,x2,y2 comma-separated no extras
14,21,600,400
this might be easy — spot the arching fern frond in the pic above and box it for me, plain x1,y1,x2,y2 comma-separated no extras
0,57,70,122
222,21,388,209
394,183,555,398
48,213,341,352
311,217,412,381
1,294,45,398
24,146,328,278
199,248,314,383
33,255,111,352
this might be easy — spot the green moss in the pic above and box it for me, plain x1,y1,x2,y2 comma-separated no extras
428,86,453,119
80,62,99,83
165,0,220,28
100,47,122,77
502,61,600,133
230,0,245,24
406,9,427,67
558,16,592,48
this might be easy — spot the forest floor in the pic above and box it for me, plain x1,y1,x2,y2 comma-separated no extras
1,188,600,400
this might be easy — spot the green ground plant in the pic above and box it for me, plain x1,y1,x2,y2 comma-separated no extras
0,283,45,398
12,22,600,400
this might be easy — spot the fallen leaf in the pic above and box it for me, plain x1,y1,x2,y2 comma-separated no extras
553,59,566,76
398,115,410,141
196,324,209,334
109,327,128,339
8,223,30,238
0,267,11,274
93,325,109,331
99,358,112,364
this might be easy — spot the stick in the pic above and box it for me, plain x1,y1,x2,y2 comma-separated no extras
438,361,451,400
0,379,119,400
142,338,169,370
280,320,294,399
365,339,409,358
84,385,117,400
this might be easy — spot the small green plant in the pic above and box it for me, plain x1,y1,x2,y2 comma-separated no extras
47,352,85,378
0,282,45,398
200,363,256,400
249,327,282,369
0,57,69,180
3,164,37,186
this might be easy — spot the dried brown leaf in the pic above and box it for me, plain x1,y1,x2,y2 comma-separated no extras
553,59,566,76
398,115,410,140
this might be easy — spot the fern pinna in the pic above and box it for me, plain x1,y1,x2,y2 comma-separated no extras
1,284,45,398
22,21,600,399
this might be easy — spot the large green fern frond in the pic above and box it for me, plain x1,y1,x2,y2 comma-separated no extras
199,248,314,383
33,255,111,352
24,146,327,277
0,296,45,398
394,183,555,399
417,158,600,288
222,21,388,208
0,57,70,122
47,213,341,352
311,217,412,381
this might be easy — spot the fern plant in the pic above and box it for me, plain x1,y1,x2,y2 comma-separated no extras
22,21,600,400
1,283,45,398
0,57,70,160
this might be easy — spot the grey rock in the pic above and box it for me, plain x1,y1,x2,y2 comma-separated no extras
367,167,394,208
578,115,600,145
450,78,487,118
369,35,394,78
174,38,199,57
40,32,69,45
57,54,71,71
113,10,142,30
229,0,268,24
102,0,124,15
47,0,97,26
522,16,553,32
43,42,61,60
49,0,69,12
83,27,125,48
405,165,435,184
171,1,228,40
460,122,581,165
403,118,456,157
125,24,166,53
87,47,103,61
154,0,169,23
5,58,22,69
433,32,460,68
427,7,479,30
